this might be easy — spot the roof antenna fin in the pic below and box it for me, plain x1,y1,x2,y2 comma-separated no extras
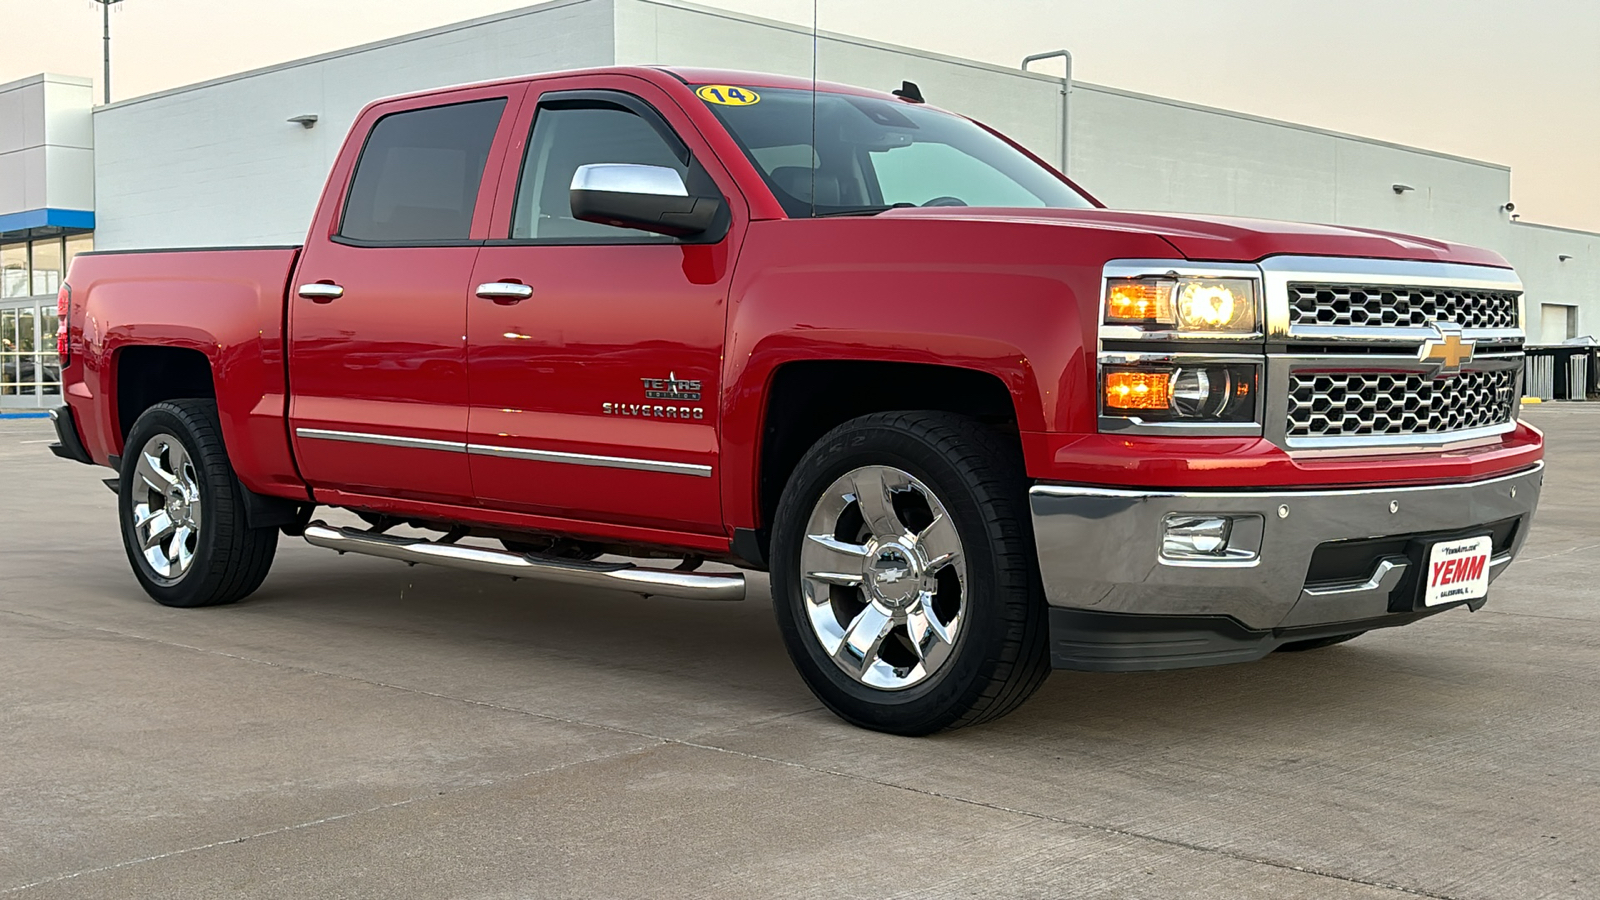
892,81,925,103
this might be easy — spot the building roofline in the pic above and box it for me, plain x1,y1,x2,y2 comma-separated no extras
0,73,95,94
83,0,1519,176
631,0,1066,84
97,0,1066,115
1070,80,1512,172
96,0,598,112
1511,219,1600,239
643,0,1510,171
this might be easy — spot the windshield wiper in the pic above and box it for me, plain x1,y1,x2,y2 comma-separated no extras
814,203,915,218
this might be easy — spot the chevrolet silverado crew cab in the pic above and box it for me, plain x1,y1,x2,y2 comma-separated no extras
50,68,1544,735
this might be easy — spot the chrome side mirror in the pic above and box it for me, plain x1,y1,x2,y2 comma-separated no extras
569,163,724,238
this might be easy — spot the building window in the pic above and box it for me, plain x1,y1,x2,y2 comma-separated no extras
0,233,86,405
66,233,94,272
0,242,26,300
31,237,64,297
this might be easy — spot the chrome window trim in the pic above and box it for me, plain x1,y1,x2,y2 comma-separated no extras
294,428,712,477
1259,255,1526,345
1096,350,1265,437
1099,259,1265,342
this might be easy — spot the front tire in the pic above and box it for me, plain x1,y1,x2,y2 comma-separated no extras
770,412,1050,735
118,400,278,608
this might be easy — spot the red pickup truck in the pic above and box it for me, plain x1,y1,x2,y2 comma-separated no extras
50,67,1544,734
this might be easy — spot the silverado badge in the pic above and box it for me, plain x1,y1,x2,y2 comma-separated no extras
604,372,706,419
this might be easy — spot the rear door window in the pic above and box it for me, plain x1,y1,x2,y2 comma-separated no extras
340,99,508,242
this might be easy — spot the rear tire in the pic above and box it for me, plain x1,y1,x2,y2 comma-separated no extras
770,412,1050,735
1275,631,1366,652
118,400,277,608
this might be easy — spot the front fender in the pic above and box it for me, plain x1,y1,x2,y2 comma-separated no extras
719,217,1181,529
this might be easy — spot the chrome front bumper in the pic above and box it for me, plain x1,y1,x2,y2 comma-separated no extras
1029,463,1544,636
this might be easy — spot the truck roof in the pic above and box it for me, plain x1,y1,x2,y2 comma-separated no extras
364,66,905,109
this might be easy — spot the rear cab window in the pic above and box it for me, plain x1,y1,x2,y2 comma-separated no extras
340,99,508,243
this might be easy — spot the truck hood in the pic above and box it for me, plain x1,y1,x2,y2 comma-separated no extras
885,207,1511,268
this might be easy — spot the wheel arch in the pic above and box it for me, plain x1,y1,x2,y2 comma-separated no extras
113,345,216,444
740,359,1023,565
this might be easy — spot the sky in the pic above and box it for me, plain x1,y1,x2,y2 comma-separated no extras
5,0,1597,233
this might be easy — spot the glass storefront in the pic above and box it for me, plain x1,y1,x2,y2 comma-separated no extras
0,233,90,408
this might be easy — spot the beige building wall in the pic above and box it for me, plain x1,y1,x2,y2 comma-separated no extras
84,0,1596,335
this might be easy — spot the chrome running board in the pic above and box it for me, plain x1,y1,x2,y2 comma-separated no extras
302,522,745,601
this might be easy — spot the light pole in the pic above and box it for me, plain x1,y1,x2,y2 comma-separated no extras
1022,50,1073,176
90,0,125,105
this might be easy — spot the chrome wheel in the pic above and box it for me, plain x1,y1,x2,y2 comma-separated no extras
131,433,203,582
799,465,966,690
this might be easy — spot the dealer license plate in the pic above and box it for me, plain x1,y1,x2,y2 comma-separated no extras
1423,536,1492,607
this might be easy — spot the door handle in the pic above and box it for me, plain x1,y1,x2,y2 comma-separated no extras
298,283,344,302
476,282,534,303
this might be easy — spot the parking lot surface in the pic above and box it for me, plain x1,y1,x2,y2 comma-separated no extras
2,406,1596,899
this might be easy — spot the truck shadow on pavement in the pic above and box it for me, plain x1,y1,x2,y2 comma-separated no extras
238,546,1487,749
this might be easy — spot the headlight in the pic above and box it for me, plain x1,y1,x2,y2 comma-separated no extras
1105,277,1258,334
1102,364,1257,423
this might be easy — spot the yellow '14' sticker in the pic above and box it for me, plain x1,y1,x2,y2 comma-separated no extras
697,85,760,106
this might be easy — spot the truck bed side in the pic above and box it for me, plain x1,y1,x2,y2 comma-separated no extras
63,246,308,499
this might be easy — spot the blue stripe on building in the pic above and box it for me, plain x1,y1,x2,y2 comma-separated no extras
0,208,95,234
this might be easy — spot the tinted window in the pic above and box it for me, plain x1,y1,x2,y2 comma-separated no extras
512,103,714,241
340,99,507,242
701,86,1093,217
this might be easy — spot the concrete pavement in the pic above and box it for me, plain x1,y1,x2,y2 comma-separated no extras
1,406,1596,898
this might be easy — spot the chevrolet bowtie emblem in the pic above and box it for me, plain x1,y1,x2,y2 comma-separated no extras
1417,323,1475,376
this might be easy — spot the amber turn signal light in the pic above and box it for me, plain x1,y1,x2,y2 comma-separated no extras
1103,370,1171,411
1105,279,1171,324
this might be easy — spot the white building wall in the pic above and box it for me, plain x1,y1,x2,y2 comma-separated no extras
614,0,1066,171
1065,82,1598,337
83,0,1595,335
0,74,94,221
1507,223,1600,343
1068,82,1516,252
92,0,617,249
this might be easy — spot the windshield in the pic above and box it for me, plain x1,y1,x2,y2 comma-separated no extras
696,85,1094,217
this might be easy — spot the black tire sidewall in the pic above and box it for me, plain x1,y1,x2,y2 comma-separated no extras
771,415,1034,734
117,402,237,607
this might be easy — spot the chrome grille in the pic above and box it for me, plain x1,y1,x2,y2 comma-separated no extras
1286,369,1518,439
1287,283,1520,330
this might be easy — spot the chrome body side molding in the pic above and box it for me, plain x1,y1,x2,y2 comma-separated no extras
295,428,465,453
294,428,710,477
465,443,711,477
